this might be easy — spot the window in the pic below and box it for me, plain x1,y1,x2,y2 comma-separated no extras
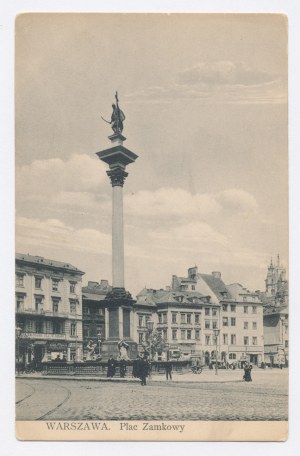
223,333,228,344
212,320,218,329
195,314,200,324
252,337,257,345
244,321,248,330
180,313,186,324
70,282,76,293
138,316,143,327
35,276,42,289
244,336,249,345
181,330,186,340
252,322,257,330
83,324,89,337
212,308,218,317
222,317,228,327
70,300,76,314
52,301,59,313
163,313,167,324
230,304,236,312
70,323,76,336
45,320,52,334
191,285,195,290
96,308,103,315
83,305,90,315
138,333,144,343
162,329,167,340
187,314,191,324
252,306,257,314
35,296,43,312
285,340,288,348
231,317,236,326
52,279,59,292
16,274,24,287
244,306,248,314
16,296,24,311
172,313,177,324
205,320,210,329
222,304,228,311
205,308,210,316
36,321,43,333
158,313,162,324
172,329,177,340
205,335,210,345
187,330,192,340
195,329,200,340
229,353,236,360
231,334,236,345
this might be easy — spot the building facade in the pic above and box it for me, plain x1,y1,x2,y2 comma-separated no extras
16,253,85,366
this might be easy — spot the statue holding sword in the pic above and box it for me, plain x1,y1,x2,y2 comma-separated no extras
101,91,126,134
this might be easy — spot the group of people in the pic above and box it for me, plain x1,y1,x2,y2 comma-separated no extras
132,356,151,385
107,356,127,378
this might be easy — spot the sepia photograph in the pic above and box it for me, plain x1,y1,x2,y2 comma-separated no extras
14,12,289,441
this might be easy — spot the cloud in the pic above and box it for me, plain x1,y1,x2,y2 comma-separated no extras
125,60,286,105
177,61,278,87
16,216,111,255
16,154,106,196
124,187,257,218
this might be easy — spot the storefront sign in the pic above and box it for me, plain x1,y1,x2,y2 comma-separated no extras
48,342,68,350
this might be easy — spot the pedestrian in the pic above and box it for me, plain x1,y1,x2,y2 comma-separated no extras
119,359,127,378
139,356,150,386
107,355,116,378
165,360,172,380
243,362,253,382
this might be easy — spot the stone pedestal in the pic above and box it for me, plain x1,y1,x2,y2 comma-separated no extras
96,133,138,359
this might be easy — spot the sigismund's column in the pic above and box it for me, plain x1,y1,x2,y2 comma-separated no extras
96,93,138,358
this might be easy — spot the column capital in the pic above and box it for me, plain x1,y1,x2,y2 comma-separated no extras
107,168,128,187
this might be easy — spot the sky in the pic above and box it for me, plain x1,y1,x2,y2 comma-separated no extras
15,13,288,296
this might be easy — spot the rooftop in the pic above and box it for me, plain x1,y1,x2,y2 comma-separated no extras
16,253,85,274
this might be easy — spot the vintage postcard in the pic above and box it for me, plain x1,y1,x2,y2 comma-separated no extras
15,13,288,441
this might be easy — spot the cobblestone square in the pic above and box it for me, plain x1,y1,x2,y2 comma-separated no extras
16,369,288,421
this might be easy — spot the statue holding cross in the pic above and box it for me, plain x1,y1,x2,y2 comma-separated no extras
101,91,126,134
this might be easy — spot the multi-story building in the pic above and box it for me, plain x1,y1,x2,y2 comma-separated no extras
82,280,111,358
15,253,85,365
171,267,264,366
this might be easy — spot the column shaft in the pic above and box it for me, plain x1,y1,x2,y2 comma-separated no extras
112,185,124,288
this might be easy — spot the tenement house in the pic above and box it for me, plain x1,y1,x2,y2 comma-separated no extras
172,267,264,366
15,253,85,366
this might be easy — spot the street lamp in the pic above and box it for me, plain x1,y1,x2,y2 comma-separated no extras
213,328,220,376
16,325,22,375
146,320,154,360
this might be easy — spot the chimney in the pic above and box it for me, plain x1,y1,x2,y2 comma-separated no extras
212,271,221,279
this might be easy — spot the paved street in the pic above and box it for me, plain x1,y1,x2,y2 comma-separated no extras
16,369,288,421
